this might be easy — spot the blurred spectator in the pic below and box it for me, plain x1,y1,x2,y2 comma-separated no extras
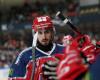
4,35,17,50
0,55,8,68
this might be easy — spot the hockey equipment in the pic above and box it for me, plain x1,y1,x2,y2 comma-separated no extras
31,32,38,80
56,11,81,35
70,35,91,49
34,54,65,80
56,46,88,80
70,35,96,64
42,61,58,80
32,16,53,32
81,43,96,64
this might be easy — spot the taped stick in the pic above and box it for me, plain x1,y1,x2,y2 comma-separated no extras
31,31,38,80
56,11,81,35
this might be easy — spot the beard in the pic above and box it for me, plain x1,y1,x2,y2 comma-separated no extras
37,40,53,52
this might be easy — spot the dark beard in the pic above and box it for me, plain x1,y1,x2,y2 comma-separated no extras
37,40,53,52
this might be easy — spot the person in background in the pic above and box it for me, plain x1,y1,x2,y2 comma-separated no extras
62,35,73,46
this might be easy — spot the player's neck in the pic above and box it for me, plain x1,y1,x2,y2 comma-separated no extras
37,41,53,52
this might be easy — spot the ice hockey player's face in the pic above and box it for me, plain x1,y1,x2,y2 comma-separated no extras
37,29,52,46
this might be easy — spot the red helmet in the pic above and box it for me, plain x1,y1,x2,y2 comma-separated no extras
32,16,53,32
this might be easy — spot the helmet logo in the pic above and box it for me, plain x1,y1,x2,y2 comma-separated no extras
37,17,47,22
33,16,53,32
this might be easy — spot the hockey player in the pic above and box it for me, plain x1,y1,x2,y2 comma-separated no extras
8,15,66,80
62,35,73,46
57,35,100,80
8,15,95,80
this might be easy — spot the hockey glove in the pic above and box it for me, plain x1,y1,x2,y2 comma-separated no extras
42,60,58,80
56,49,88,80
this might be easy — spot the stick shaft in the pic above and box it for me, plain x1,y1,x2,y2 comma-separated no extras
31,31,38,80
56,11,81,35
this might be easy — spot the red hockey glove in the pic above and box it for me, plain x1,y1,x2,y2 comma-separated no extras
70,34,91,49
42,54,65,80
80,43,96,64
56,49,88,80
34,56,57,80
34,54,65,80
70,34,96,64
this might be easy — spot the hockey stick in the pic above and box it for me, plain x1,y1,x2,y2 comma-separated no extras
30,30,38,80
56,11,91,63
56,11,82,36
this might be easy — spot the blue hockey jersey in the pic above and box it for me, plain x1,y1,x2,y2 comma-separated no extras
8,43,65,80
